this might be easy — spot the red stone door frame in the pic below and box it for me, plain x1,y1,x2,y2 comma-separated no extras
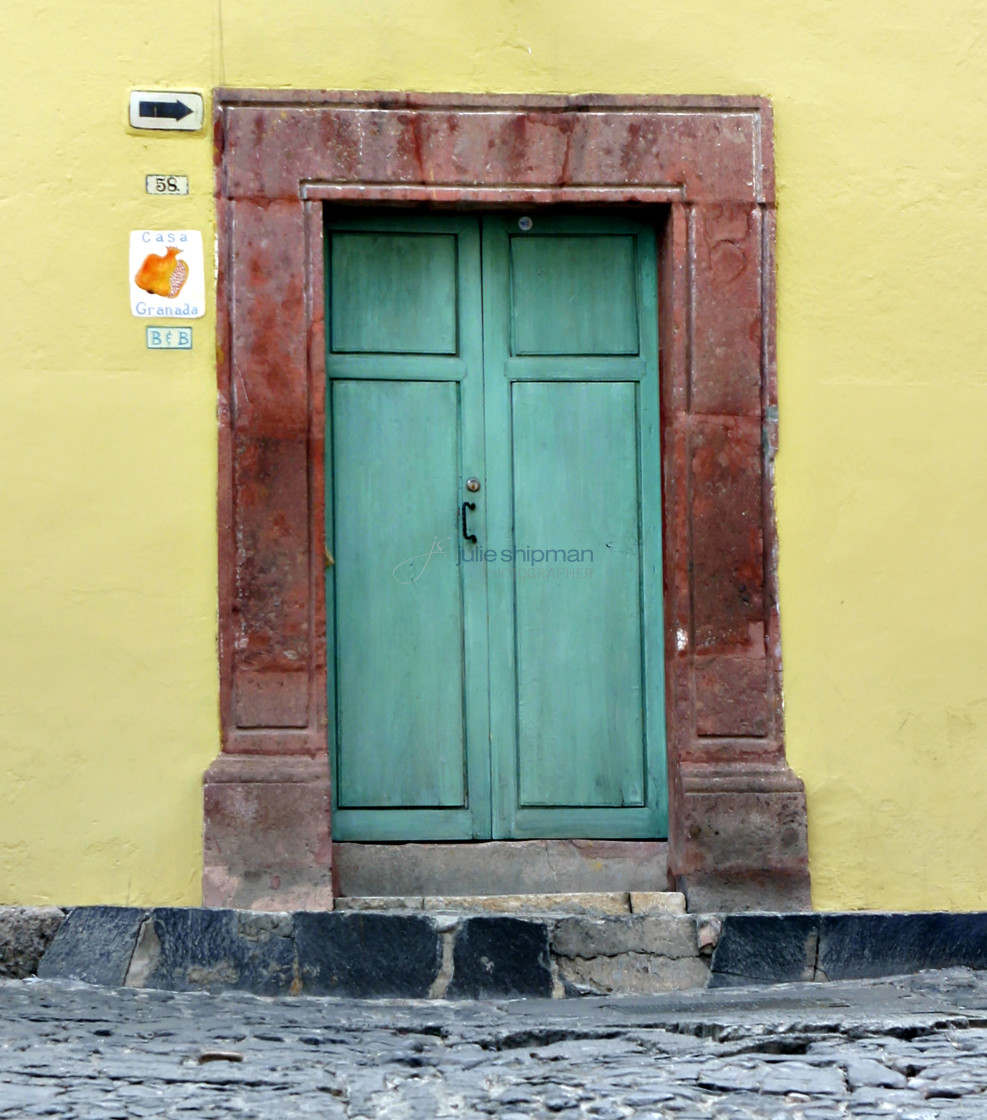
204,90,810,913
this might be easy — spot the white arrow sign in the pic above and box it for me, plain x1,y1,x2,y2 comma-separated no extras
129,91,204,132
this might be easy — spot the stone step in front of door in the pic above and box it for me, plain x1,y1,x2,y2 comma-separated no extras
334,840,669,898
34,908,987,1000
334,891,686,916
36,905,716,998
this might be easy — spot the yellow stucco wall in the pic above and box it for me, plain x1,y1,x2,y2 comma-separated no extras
3,1,987,908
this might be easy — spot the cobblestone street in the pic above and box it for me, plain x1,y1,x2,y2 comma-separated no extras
4,972,987,1118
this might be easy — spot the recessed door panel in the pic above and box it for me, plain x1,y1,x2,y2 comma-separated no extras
332,379,465,809
511,380,645,809
510,234,639,355
330,232,459,354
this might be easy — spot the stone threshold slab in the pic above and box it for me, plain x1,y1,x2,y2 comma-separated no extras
36,906,709,998
334,839,669,898
334,891,687,916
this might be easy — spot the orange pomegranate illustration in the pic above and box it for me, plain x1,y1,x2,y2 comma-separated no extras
134,245,189,299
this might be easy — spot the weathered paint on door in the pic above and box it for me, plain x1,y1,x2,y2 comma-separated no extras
325,212,666,841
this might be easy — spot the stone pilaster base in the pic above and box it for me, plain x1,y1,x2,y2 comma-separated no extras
671,761,811,912
202,754,333,911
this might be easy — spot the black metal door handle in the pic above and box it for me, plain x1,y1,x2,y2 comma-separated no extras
461,501,477,544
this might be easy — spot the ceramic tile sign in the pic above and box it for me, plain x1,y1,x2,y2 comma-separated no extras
145,174,189,196
129,230,205,319
146,326,192,350
129,92,204,132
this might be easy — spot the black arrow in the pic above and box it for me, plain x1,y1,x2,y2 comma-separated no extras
139,99,193,121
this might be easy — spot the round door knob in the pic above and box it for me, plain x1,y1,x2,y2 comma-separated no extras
465,477,481,493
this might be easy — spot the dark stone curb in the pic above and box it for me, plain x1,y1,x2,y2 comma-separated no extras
36,907,141,987
447,916,553,999
294,912,444,998
36,908,555,998
708,912,987,987
27,907,987,997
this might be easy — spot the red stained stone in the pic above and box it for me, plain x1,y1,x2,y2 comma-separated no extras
203,754,332,910
303,203,329,736
691,203,763,415
234,669,309,729
661,420,691,636
658,204,689,415
674,761,810,900
660,414,693,778
658,206,692,784
761,208,779,413
233,433,310,669
231,200,308,435
694,655,770,738
225,730,324,756
681,786,807,874
220,97,765,204
690,418,764,654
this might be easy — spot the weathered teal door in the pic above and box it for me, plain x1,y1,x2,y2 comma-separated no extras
326,212,665,841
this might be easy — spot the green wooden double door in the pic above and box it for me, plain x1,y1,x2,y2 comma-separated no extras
325,211,666,841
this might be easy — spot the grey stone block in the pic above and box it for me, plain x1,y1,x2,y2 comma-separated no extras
557,952,709,995
335,839,668,897
819,913,987,980
0,906,64,978
845,1057,908,1090
425,892,630,916
708,913,820,987
552,915,698,960
629,892,686,914
447,916,553,998
37,906,145,986
128,908,297,995
698,1060,845,1095
683,872,812,914
294,911,442,998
